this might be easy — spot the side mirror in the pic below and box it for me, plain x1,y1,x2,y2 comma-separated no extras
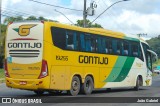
147,49,158,62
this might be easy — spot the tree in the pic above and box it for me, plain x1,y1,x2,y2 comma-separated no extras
75,19,103,28
158,35,160,39
38,16,47,21
147,36,160,59
4,16,23,24
26,16,37,20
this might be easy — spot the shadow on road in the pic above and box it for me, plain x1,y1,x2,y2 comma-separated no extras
19,87,149,97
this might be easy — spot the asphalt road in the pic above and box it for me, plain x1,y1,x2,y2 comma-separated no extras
0,75,160,106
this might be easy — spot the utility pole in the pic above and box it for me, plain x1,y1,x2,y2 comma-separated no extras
83,0,87,27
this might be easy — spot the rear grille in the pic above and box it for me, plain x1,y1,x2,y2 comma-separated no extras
9,50,40,58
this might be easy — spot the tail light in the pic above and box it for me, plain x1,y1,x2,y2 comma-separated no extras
38,60,48,79
4,59,10,77
8,22,13,26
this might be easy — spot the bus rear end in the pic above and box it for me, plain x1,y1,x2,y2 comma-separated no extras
5,21,49,92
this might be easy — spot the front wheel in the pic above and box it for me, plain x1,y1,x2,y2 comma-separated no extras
134,77,140,91
68,76,80,96
81,76,94,95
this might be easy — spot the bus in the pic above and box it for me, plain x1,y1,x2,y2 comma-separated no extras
4,21,157,96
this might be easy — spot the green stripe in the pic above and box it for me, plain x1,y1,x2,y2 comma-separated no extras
13,28,19,33
114,57,135,82
104,57,127,82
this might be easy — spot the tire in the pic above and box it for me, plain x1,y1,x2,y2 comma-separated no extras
68,76,80,96
134,77,140,91
34,90,44,95
81,76,94,95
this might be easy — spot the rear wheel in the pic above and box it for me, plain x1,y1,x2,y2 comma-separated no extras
81,76,94,95
134,77,140,91
34,90,44,95
68,76,80,96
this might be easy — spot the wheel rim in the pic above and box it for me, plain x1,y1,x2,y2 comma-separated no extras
85,79,93,92
72,80,79,91
86,80,91,89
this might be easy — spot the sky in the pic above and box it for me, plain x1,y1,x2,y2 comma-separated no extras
1,0,160,39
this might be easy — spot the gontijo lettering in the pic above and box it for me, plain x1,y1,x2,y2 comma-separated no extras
8,42,42,48
79,55,108,65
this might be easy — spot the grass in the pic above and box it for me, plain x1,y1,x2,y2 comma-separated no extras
0,69,4,78
152,73,158,77
0,69,5,83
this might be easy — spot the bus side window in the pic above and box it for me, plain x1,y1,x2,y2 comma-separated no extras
123,41,129,56
85,34,91,52
108,39,113,54
91,36,97,52
97,37,102,53
75,33,80,51
51,27,66,49
101,38,108,53
80,34,85,51
117,40,122,55
66,31,76,50
132,43,138,57
112,39,117,55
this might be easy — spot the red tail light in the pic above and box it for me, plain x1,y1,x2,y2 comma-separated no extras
8,22,13,26
38,60,48,79
41,21,44,24
4,59,10,77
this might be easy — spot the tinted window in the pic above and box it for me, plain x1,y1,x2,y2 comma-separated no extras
131,42,139,57
123,40,129,56
66,31,74,50
51,27,144,61
51,27,66,49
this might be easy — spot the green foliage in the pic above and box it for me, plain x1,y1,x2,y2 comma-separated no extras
26,16,37,20
3,16,49,24
4,16,23,24
75,19,103,28
147,36,160,59
38,16,48,21
0,24,7,57
153,59,160,68
0,69,5,79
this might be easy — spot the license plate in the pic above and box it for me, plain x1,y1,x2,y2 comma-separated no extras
19,81,27,85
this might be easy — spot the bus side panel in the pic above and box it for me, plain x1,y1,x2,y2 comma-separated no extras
50,66,84,90
50,66,66,90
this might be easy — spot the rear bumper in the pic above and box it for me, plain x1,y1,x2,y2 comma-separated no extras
5,77,50,90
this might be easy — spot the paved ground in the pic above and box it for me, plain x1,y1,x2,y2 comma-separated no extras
0,75,160,106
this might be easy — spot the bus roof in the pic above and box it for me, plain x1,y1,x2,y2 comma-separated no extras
10,21,148,44
47,21,146,42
